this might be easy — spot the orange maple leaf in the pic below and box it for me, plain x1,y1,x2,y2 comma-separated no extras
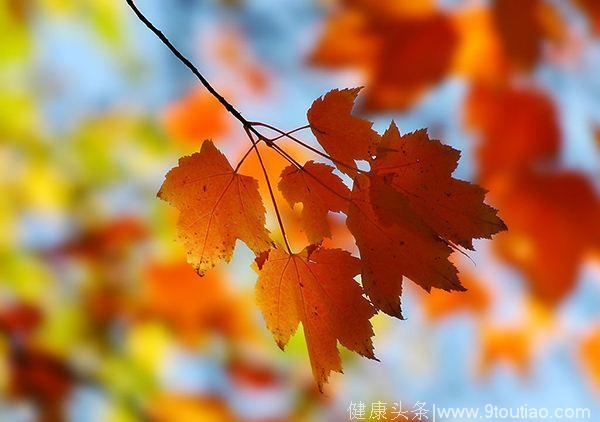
346,123,505,317
158,140,272,275
278,160,350,243
362,11,458,111
347,173,463,318
255,246,376,391
309,7,377,69
491,0,547,72
307,88,380,176
374,124,506,249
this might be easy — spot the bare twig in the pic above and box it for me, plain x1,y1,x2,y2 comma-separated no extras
125,0,265,139
233,145,255,173
249,121,366,174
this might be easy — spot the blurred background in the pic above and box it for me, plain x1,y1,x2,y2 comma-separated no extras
0,0,599,420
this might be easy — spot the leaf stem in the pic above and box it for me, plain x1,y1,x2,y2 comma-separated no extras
244,127,293,254
233,145,255,173
248,121,366,174
265,125,312,142
270,143,303,170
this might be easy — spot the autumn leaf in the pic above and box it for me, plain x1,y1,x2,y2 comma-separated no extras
347,173,463,318
309,7,377,69
278,160,350,243
346,123,505,317
374,124,506,249
307,88,380,176
256,246,376,391
158,140,271,275
491,0,565,73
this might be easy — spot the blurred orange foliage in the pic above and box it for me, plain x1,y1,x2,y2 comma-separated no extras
141,261,256,344
478,326,532,377
164,89,230,145
581,329,600,392
421,273,490,321
311,1,458,111
490,171,600,304
465,84,560,180
149,394,233,422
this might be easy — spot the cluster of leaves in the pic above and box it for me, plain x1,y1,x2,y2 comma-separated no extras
158,87,506,390
312,0,600,307
2,0,599,417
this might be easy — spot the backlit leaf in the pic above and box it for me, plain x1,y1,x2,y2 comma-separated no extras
256,246,376,391
158,140,271,275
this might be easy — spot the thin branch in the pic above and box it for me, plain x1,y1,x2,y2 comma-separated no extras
270,142,400,256
125,0,263,138
244,127,293,254
249,122,366,174
233,145,255,173
265,125,312,142
270,143,303,170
